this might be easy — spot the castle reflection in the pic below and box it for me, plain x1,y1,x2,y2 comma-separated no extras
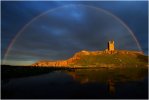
65,67,147,96
108,79,115,96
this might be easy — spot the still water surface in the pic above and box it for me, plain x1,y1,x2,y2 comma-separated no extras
2,68,148,99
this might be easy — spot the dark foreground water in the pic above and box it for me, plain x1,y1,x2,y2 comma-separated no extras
1,67,148,99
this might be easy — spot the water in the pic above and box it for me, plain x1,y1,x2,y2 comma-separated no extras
2,67,148,99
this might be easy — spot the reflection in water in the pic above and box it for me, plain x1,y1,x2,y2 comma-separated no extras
65,67,148,98
67,71,89,84
67,70,117,96
80,77,89,84
108,79,115,96
67,67,148,83
2,67,148,99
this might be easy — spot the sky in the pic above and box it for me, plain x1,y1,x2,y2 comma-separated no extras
1,1,148,66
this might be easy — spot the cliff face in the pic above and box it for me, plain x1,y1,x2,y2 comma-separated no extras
32,50,146,67
32,60,68,67
32,50,90,67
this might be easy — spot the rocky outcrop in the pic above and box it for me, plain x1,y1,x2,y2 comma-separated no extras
32,60,68,67
32,50,89,67
32,50,145,67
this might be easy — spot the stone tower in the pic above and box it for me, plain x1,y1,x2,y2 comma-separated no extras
108,40,114,51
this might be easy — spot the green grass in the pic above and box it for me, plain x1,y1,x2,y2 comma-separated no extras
70,53,148,67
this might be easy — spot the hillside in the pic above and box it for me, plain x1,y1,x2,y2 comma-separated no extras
32,50,148,68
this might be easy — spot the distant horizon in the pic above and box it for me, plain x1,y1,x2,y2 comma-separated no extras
2,49,147,66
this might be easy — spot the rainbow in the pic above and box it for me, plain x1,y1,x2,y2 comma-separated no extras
3,4,142,64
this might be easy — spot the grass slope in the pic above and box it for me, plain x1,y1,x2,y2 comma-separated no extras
70,53,148,67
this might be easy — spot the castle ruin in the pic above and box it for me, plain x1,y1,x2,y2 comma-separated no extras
108,40,114,51
105,40,115,54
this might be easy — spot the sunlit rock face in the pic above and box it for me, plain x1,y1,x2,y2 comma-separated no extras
5,5,141,65
32,60,68,67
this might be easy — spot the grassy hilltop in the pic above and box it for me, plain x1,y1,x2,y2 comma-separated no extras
32,50,148,68
69,50,148,67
